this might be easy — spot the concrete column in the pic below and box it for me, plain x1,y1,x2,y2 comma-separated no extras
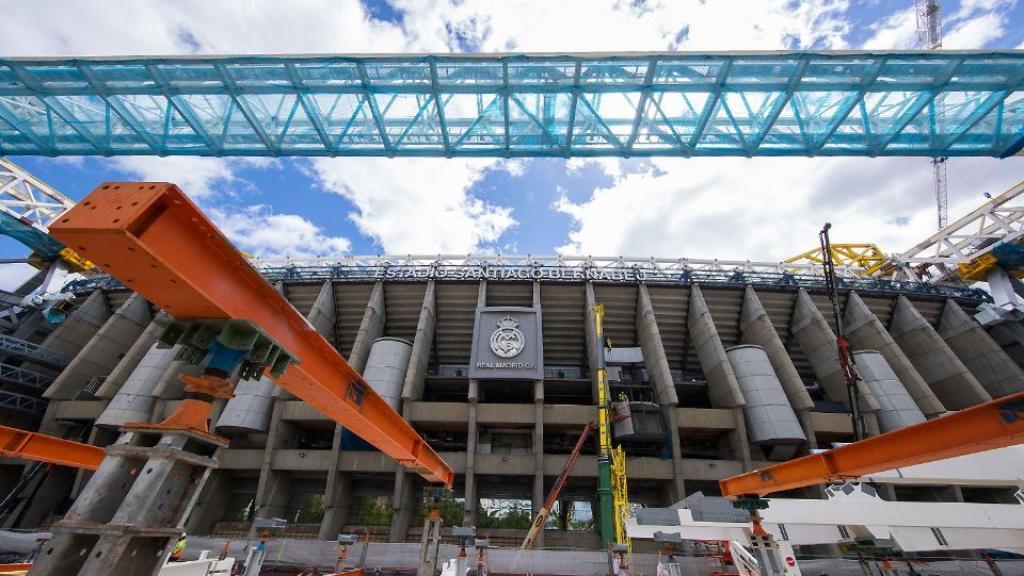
844,292,945,417
320,423,352,540
95,312,166,398
790,289,881,415
740,287,817,450
401,281,436,403
584,282,600,403
44,292,151,399
729,407,753,470
349,281,385,373
688,286,745,408
389,461,418,543
272,281,337,401
465,378,480,527
96,343,178,429
22,290,109,377
636,284,679,406
250,400,295,534
664,408,687,502
532,379,545,547
889,296,990,410
186,469,233,534
939,299,1024,398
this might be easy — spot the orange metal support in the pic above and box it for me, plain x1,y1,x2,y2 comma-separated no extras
720,391,1024,498
0,425,104,470
50,182,454,487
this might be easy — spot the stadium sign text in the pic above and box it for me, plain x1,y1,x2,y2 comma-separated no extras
382,266,648,281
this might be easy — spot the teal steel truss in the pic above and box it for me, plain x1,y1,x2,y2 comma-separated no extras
0,51,1023,158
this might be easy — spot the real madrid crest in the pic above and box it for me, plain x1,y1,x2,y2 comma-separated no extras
489,315,525,358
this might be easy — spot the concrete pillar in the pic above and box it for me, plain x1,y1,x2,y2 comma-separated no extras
729,407,753,470
389,461,418,543
250,401,294,534
939,299,1024,398
401,281,436,403
185,468,233,534
688,286,745,408
664,408,687,502
532,379,545,548
584,283,600,403
44,292,151,399
844,292,945,417
22,290,109,377
740,287,817,450
636,284,679,406
889,296,990,410
96,343,178,429
320,424,352,540
790,289,881,415
349,281,385,373
465,378,480,527
95,312,165,398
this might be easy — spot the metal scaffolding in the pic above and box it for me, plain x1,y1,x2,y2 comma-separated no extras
0,51,1022,158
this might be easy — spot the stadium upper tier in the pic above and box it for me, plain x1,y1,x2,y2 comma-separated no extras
0,51,1022,158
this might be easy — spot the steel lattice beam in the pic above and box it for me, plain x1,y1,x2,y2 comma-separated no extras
0,52,1022,158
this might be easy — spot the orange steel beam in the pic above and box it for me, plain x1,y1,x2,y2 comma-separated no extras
0,425,104,470
50,183,454,486
720,390,1024,498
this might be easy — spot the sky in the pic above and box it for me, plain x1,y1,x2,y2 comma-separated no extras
1,0,1024,290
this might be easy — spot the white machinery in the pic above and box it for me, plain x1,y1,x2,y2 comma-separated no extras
0,158,88,329
628,445,1024,576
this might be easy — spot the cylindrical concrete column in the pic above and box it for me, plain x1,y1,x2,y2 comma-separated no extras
532,379,545,548
852,350,926,433
725,345,806,447
363,337,413,411
636,284,679,406
96,344,177,429
214,376,276,434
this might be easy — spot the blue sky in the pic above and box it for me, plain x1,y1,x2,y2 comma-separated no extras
2,0,1024,288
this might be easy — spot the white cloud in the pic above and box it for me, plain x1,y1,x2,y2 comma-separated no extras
555,156,1024,260
207,205,351,259
943,12,1006,48
309,158,516,254
0,263,39,291
108,157,254,200
862,8,918,49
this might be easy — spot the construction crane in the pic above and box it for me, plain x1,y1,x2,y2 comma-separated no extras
521,422,595,549
818,224,866,441
916,0,949,229
21,182,454,576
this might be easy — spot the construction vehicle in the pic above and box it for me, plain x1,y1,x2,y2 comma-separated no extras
11,181,454,576
521,421,595,549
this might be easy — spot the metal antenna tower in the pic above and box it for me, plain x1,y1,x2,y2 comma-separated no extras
917,0,948,229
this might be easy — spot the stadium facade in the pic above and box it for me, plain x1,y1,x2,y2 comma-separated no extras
1,255,1020,549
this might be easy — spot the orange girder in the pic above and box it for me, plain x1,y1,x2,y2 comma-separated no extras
720,391,1024,498
50,183,454,487
0,425,104,470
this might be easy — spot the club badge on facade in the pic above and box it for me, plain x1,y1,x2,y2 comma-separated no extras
490,315,525,358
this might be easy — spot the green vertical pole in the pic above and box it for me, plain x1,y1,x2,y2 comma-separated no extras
593,304,615,549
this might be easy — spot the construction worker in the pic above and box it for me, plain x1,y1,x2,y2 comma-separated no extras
169,534,187,562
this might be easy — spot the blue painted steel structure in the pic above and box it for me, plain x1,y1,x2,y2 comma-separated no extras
1,51,1023,158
